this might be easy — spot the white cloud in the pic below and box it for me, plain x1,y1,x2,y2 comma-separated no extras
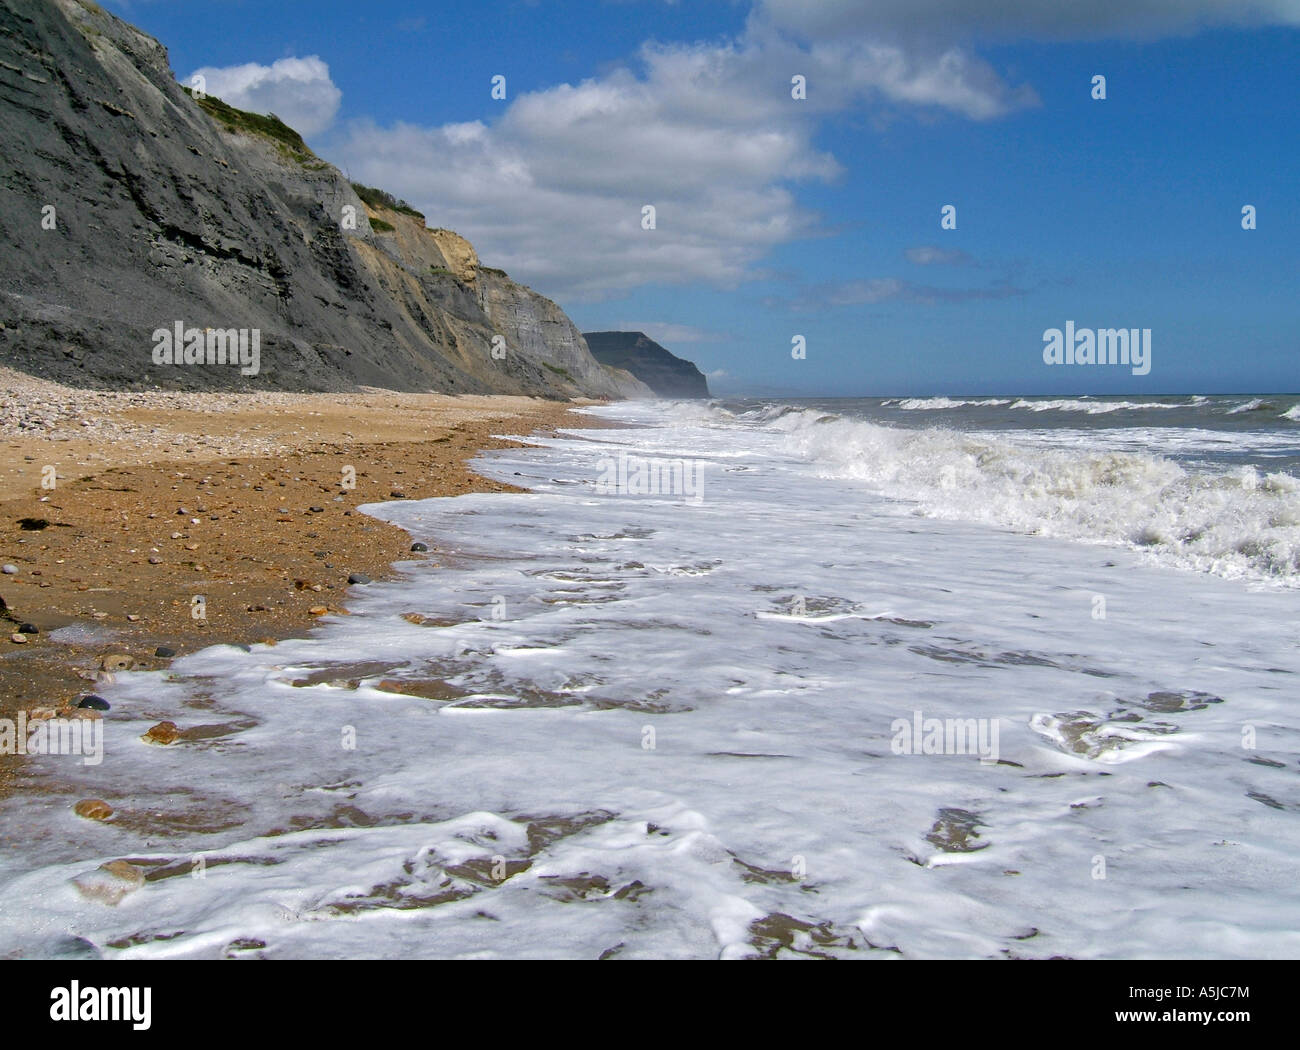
187,56,341,137
906,245,973,266
758,0,1300,42
331,27,1036,301
333,38,845,301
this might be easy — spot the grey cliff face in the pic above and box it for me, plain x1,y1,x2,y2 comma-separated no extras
0,0,648,399
583,331,710,399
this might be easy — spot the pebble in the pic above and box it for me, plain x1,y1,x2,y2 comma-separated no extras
309,506,324,513
2,564,16,574
389,490,406,498
100,653,135,671
73,798,113,821
71,860,143,905
308,605,329,616
78,695,110,711
410,542,428,552
148,556,162,564
9,632,27,644
142,720,180,745
18,622,38,634
155,645,176,658
348,572,371,585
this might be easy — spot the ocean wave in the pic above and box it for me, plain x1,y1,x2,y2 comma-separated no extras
1228,398,1278,414
1007,398,1185,414
768,409,1300,584
893,397,1012,410
1283,405,1300,421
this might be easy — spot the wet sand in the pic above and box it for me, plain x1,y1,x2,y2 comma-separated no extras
0,374,606,791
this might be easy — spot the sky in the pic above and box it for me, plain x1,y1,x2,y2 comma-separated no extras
101,0,1299,396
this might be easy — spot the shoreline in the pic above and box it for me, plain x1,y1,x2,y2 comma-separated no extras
0,372,611,792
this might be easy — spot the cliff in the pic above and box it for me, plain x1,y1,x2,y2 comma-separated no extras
583,332,710,399
0,0,650,399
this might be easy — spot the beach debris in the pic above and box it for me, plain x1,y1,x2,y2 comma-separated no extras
17,517,49,530
141,720,180,745
71,860,143,905
9,632,26,644
73,799,113,821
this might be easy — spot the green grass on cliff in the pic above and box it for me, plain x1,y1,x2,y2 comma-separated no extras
181,86,317,164
350,183,426,221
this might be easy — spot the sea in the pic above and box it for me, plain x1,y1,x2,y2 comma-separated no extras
2,393,1299,959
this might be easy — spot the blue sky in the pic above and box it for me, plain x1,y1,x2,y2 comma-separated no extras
103,0,1299,396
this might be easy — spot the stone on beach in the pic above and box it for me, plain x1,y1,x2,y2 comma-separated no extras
71,860,143,905
73,798,113,821
142,720,180,745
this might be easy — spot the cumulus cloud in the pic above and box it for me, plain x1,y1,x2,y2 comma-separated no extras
333,38,847,300
331,26,1038,300
187,56,341,136
314,0,1295,302
757,0,1300,42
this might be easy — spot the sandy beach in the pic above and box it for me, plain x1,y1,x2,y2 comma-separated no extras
0,368,598,790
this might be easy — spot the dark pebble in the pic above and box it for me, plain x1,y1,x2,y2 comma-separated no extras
18,517,49,530
348,573,371,585
18,622,38,634
78,695,110,711
309,506,324,513
410,542,429,553
389,491,406,499
154,645,177,658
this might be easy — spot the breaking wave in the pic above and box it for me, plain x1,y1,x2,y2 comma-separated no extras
763,408,1300,585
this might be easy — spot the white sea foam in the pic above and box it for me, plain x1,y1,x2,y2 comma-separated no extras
0,402,1297,960
1007,398,1185,414
768,408,1300,584
894,397,1012,410
1227,398,1278,414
